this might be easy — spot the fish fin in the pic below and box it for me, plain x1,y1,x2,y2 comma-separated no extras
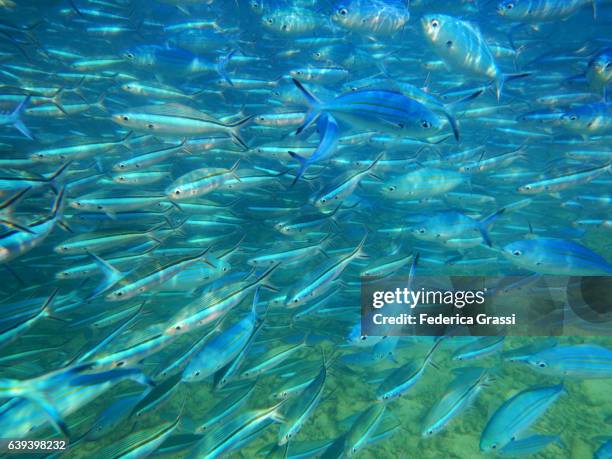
67,0,82,17
227,114,253,151
217,49,236,86
13,119,33,140
443,88,483,141
229,159,241,181
50,186,67,220
10,95,32,139
442,111,460,141
34,395,70,438
592,0,598,19
287,151,308,186
86,252,124,299
478,208,506,247
0,186,30,211
497,73,530,101
45,161,72,195
0,218,35,234
291,78,322,134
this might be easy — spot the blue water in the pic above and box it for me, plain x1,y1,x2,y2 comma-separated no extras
0,0,611,458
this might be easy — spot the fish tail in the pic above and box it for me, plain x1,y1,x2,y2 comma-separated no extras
287,151,308,186
291,78,322,135
442,111,460,142
11,95,33,140
226,114,254,150
230,159,242,181
443,88,483,141
0,379,70,438
0,186,31,211
34,394,71,437
478,207,506,247
50,186,67,220
496,72,530,101
46,161,72,187
217,49,236,86
86,251,124,299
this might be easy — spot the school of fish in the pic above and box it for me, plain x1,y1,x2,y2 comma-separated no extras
0,0,611,458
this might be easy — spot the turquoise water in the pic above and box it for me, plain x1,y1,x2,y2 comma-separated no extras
0,0,611,458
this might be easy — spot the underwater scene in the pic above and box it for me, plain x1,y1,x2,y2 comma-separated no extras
0,0,611,458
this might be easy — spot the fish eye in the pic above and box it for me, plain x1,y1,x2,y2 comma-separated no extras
175,325,181,330
266,18,273,24
446,40,453,48
505,2,514,9
569,115,578,121
122,115,129,121
421,120,432,128
537,361,547,368
512,250,522,256
293,298,299,303
339,7,348,16
126,52,134,59
321,198,326,203
418,228,426,234
194,371,200,376
431,19,439,28
491,444,497,449
360,335,367,341
387,186,396,192
147,123,154,129
116,291,123,296
314,52,321,58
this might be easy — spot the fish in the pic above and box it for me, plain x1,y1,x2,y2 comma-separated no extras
0,1,611,456
422,367,492,437
480,384,565,452
112,104,253,149
502,237,612,274
292,78,448,140
331,0,410,36
497,0,598,22
411,208,505,248
524,344,612,378
421,14,529,100
0,95,32,139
